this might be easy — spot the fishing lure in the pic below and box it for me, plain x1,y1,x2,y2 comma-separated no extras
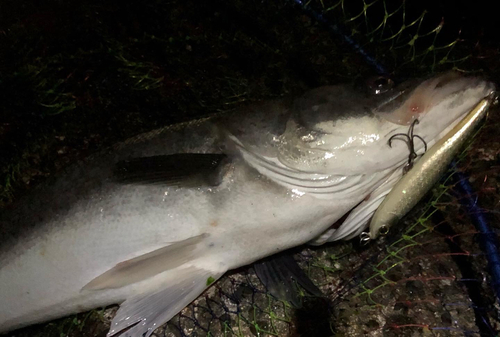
361,95,494,243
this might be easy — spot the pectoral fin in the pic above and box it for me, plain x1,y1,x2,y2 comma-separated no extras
82,234,209,290
113,153,229,187
108,267,223,337
308,211,351,246
328,169,403,241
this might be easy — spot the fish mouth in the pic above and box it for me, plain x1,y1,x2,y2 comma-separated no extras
407,73,496,156
375,71,496,126
425,72,496,127
427,71,496,108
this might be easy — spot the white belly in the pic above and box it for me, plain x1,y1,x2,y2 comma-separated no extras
0,158,362,333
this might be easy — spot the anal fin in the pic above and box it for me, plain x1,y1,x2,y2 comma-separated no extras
254,252,322,308
108,267,223,337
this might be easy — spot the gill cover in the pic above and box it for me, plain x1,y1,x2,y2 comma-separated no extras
275,82,409,175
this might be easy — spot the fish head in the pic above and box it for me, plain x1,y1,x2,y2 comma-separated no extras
277,71,496,175
374,70,496,147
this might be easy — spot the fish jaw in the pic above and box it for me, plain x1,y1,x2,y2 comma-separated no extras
375,72,493,125
420,77,493,139
364,74,496,174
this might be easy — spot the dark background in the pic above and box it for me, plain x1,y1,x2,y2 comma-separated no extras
1,1,499,336
1,0,499,206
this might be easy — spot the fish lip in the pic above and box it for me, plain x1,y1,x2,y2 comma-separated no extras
378,71,495,112
418,71,496,117
435,71,495,94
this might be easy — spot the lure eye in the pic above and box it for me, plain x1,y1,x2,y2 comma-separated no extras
368,76,394,95
378,225,389,236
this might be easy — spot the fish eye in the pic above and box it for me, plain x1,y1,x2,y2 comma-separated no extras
367,76,394,95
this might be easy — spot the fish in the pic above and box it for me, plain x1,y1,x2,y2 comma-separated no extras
0,71,494,337
362,94,495,243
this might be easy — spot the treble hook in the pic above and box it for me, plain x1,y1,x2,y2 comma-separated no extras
388,119,427,174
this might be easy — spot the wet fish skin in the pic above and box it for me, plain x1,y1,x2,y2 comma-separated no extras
0,73,494,337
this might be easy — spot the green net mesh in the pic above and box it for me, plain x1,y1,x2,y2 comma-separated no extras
305,0,491,75
1,0,499,336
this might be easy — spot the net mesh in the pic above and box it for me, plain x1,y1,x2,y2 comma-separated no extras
303,0,494,75
1,0,499,336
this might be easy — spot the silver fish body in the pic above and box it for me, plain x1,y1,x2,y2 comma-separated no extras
0,72,494,337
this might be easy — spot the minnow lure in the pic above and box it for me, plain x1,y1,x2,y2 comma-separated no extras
361,94,494,243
